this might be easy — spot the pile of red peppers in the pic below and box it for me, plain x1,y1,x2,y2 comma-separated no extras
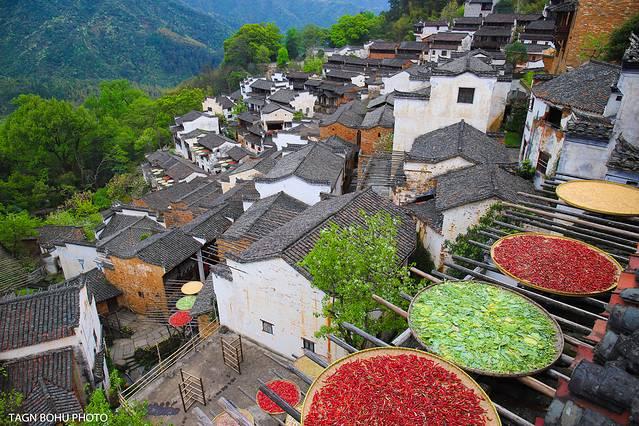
256,380,300,414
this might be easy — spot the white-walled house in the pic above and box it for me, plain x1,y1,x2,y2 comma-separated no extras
393,53,511,152
203,96,236,119
260,103,295,131
254,143,345,205
0,280,110,419
213,189,416,361
464,0,497,17
52,241,99,280
37,225,88,275
414,20,450,40
271,123,320,151
406,164,532,267
174,111,220,135
268,89,318,118
381,64,432,95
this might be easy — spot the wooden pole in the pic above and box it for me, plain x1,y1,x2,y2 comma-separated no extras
493,403,535,426
516,377,555,398
410,266,442,283
303,349,329,369
372,294,408,318
328,334,357,354
341,322,390,348
217,397,254,426
257,380,301,422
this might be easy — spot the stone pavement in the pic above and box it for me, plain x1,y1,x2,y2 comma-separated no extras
109,310,172,367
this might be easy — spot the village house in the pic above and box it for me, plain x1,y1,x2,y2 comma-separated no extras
464,0,497,17
37,225,87,275
471,26,513,51
286,72,312,90
519,61,622,186
381,64,433,95
325,69,367,88
202,96,236,119
397,41,429,62
271,122,321,151
144,150,207,188
133,176,215,218
483,13,517,29
519,19,556,47
254,142,346,205
51,240,99,280
212,189,416,360
268,88,318,118
171,111,220,159
219,153,280,193
0,279,111,419
424,32,473,62
241,78,278,100
414,20,450,41
452,16,483,32
406,164,532,267
260,102,295,132
304,79,360,113
192,133,238,174
546,0,639,73
368,41,399,59
393,52,511,152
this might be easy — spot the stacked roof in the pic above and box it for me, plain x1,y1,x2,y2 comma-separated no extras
37,226,86,249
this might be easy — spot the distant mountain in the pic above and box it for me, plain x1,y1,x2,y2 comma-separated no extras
180,0,389,30
0,0,232,110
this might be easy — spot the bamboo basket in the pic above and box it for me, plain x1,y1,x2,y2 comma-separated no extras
407,281,564,378
256,379,301,415
556,180,639,216
490,232,622,297
301,347,501,425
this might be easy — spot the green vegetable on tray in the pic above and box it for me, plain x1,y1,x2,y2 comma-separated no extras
409,281,560,375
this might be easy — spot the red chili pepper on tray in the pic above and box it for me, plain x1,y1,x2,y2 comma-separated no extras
304,354,487,426
256,380,301,414
493,235,618,294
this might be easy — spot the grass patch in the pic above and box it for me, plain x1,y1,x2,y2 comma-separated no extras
505,131,522,148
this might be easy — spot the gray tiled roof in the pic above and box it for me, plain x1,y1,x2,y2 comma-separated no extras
566,111,614,141
406,198,443,232
256,143,344,187
370,41,398,51
37,225,86,249
262,102,294,114
197,133,236,150
320,100,367,128
180,128,215,139
251,79,275,91
473,26,513,37
175,110,209,125
216,96,236,109
532,61,620,114
223,192,308,241
268,89,299,105
484,13,517,23
368,92,395,109
323,136,357,157
454,17,483,24
82,268,122,303
399,41,427,51
237,111,260,123
133,229,202,270
0,348,82,421
433,52,498,76
137,178,211,212
191,278,217,316
181,206,232,243
435,164,532,211
237,189,416,273
426,32,470,42
408,121,513,164
97,216,165,257
99,213,142,239
226,145,251,162
361,104,395,129
607,135,639,172
0,286,80,351
524,19,555,30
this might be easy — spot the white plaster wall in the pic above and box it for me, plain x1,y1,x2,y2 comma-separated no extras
202,98,223,115
221,169,263,193
381,73,430,95
255,176,332,205
261,109,294,130
487,80,511,131
393,97,431,152
612,71,639,146
404,157,474,183
351,75,367,87
214,259,342,361
76,285,103,379
441,198,499,245
424,224,445,268
181,172,207,183
57,243,98,280
557,139,609,180
272,133,308,151
290,93,318,117
182,115,219,134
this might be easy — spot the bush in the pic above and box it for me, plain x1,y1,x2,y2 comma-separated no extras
517,159,536,180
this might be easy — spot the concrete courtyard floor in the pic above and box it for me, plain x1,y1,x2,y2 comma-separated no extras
132,329,309,426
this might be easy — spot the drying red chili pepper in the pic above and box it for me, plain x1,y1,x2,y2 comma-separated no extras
256,380,300,414
304,354,487,425
492,234,619,295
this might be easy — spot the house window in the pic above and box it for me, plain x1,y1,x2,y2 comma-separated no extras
138,291,144,298
440,50,448,58
457,88,475,104
529,97,535,112
547,106,563,128
616,95,623,101
481,3,492,10
537,151,551,175
262,320,274,334
93,330,98,346
302,338,315,353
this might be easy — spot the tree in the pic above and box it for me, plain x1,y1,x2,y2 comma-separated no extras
329,12,383,47
303,56,325,74
505,41,528,66
277,47,290,68
605,13,639,62
223,23,283,67
231,101,248,116
299,212,415,348
82,389,150,426
495,0,514,13
440,0,464,24
0,211,40,257
300,24,331,53
0,365,23,426
285,28,303,59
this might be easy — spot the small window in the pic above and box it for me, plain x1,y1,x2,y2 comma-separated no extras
262,320,274,334
440,50,448,58
457,88,475,104
302,338,315,353
481,3,492,10
616,95,623,101
138,291,144,298
93,330,98,346
529,97,535,112
547,106,563,128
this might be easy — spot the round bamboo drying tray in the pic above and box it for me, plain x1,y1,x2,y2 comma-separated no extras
490,232,622,297
256,379,302,415
407,281,564,377
556,180,639,216
301,347,500,425
213,409,255,425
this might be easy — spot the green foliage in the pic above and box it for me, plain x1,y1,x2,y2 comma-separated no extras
232,101,249,116
285,28,304,60
223,23,283,67
505,131,523,148
0,365,23,426
299,212,416,348
443,204,505,278
495,0,514,13
277,47,291,68
300,25,332,52
0,211,41,256
440,0,464,24
504,98,528,140
106,173,149,204
505,41,528,66
520,71,534,89
373,132,394,152
605,13,639,62
517,159,536,180
303,56,326,74
293,111,305,122
329,12,383,47
82,388,150,426
578,33,608,61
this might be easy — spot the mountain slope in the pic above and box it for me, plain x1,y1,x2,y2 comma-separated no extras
181,0,388,30
0,0,232,87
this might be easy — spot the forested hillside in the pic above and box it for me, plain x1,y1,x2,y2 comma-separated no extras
181,0,388,30
0,0,231,113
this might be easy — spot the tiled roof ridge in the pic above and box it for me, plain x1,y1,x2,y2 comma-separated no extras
96,215,148,247
0,281,79,306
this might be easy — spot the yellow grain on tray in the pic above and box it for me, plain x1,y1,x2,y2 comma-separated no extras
293,355,325,379
556,180,639,216
285,405,303,426
213,409,255,425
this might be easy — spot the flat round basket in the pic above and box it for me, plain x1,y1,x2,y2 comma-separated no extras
301,347,500,425
213,409,255,425
490,233,622,297
256,379,301,415
407,281,564,377
556,180,639,216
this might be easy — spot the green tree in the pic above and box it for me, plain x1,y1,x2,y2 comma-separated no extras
82,389,150,426
578,33,608,61
299,212,415,348
232,101,248,116
505,41,528,66
300,24,331,53
277,47,290,68
285,28,303,59
0,211,41,256
495,0,514,13
440,0,464,24
0,365,23,426
303,56,325,74
605,13,639,62
223,23,283,67
329,12,383,47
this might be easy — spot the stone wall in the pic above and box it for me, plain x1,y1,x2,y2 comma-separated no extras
104,257,167,314
360,127,393,155
319,123,359,144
